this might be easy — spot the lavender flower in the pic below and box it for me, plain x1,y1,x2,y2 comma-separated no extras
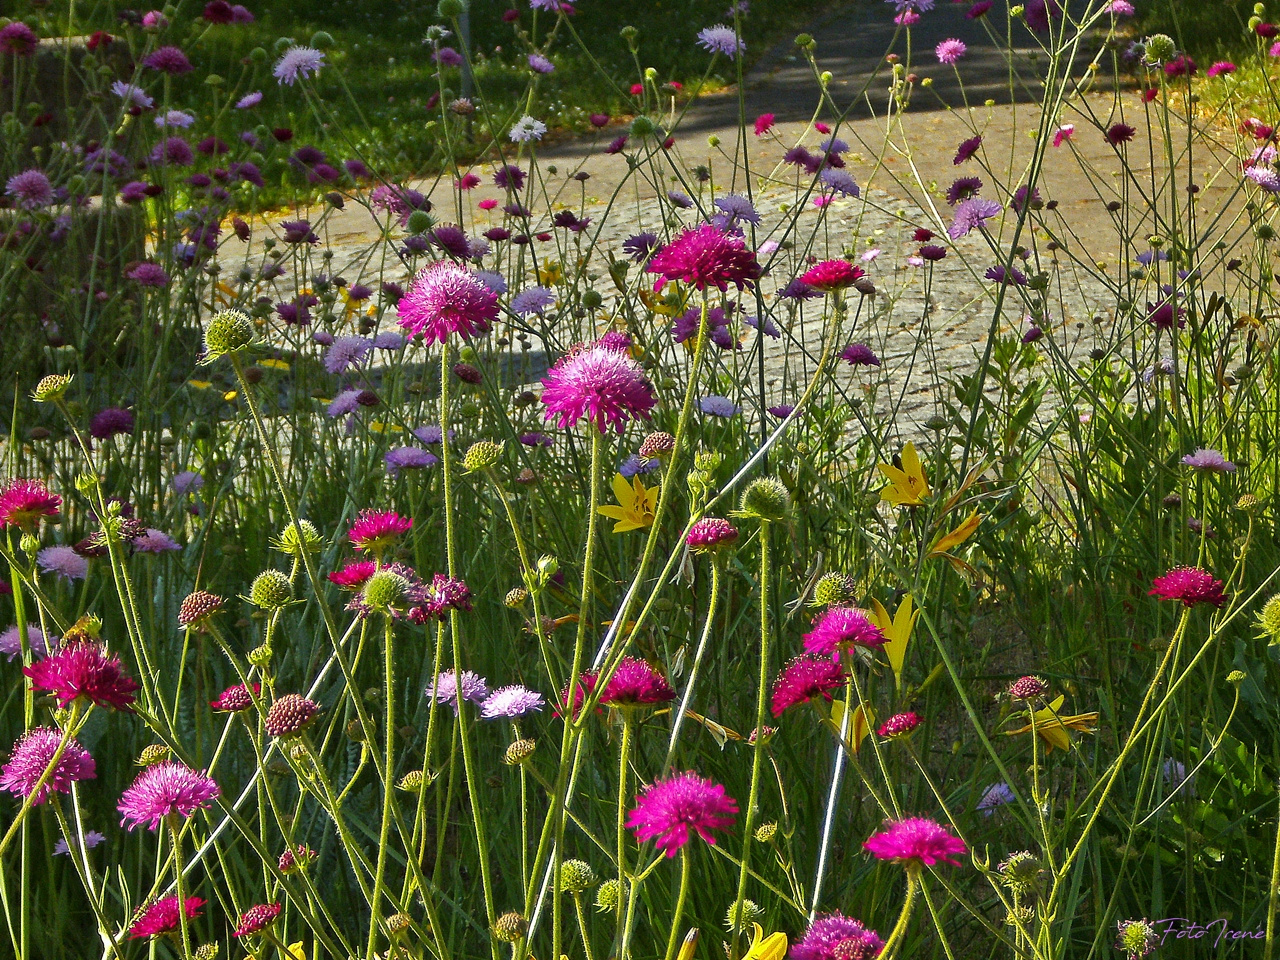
37,546,89,582
1181,448,1235,472
426,669,490,715
948,197,1002,239
509,116,547,142
324,335,372,374
385,447,438,476
697,24,745,58
700,395,741,417
273,46,325,85
481,685,546,719
511,286,555,316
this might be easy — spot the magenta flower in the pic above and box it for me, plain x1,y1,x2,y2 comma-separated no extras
540,340,657,433
1181,448,1235,473
1052,124,1075,147
790,912,884,960
802,606,885,657
397,261,499,345
0,479,61,530
128,896,206,939
328,559,378,590
0,728,96,805
647,225,762,291
1149,566,1226,608
24,642,139,711
627,771,738,857
935,38,966,64
1105,122,1136,146
0,22,39,56
1207,61,1236,78
798,259,863,292
771,655,845,716
863,816,967,868
686,517,739,552
348,509,412,553
210,682,260,712
599,657,677,708
118,761,220,830
142,45,194,74
878,712,922,737
754,113,775,136
5,169,53,210
234,902,282,937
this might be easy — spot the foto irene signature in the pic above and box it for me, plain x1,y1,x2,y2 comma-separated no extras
1151,917,1264,948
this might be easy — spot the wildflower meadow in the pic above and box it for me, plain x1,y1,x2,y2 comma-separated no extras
3,0,1280,957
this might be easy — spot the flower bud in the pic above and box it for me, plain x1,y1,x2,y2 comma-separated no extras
248,643,273,668
561,859,598,893
504,587,529,608
595,878,625,912
725,900,763,930
811,572,857,607
737,477,791,522
491,912,527,943
1143,34,1176,65
1227,669,1246,686
504,738,536,765
362,571,410,614
437,0,467,18
137,744,171,766
32,374,73,403
272,519,323,557
386,913,412,935
202,309,255,364
250,570,293,609
398,770,428,791
754,822,777,843
631,116,657,138
463,440,504,472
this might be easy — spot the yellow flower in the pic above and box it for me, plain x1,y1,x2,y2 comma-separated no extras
222,389,238,401
1004,695,1098,754
538,261,563,286
285,943,306,960
928,510,982,557
870,594,918,687
639,285,689,317
743,924,788,960
677,928,699,960
598,473,658,533
828,699,875,754
260,358,291,371
878,442,930,507
187,380,213,390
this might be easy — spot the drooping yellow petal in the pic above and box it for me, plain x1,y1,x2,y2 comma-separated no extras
744,925,789,960
285,943,306,960
871,594,918,684
260,357,291,371
676,929,699,960
929,510,982,557
829,699,875,754
1004,694,1098,754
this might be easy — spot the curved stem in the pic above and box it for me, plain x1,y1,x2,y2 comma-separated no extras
662,852,693,960
877,869,920,960
664,560,724,767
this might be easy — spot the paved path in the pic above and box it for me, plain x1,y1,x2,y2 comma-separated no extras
254,1,1245,433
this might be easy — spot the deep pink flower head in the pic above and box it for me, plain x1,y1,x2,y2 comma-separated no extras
234,902,282,937
397,261,500,345
790,911,884,960
600,656,676,707
863,816,967,868
348,509,412,553
627,771,738,857
687,517,738,552
210,682,260,712
798,260,863,292
0,478,61,530
142,45,194,74
647,225,762,291
802,606,885,657
329,558,378,590
0,22,39,56
557,671,599,719
1207,61,1236,78
878,712,922,738
128,896,206,939
1106,123,1136,146
1149,566,1226,608
118,761,220,830
24,642,139,711
935,38,966,64
410,573,473,621
0,728,96,805
771,655,845,716
755,113,776,136
541,340,656,433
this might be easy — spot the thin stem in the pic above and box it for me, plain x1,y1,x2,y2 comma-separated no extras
168,817,194,960
662,852,693,960
877,869,920,960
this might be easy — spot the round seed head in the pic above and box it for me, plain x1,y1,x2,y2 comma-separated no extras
178,590,225,627
247,643,273,668
194,946,220,960
1143,33,1176,64
362,571,410,614
264,694,320,738
1259,596,1280,639
504,587,529,608
639,431,676,460
397,770,428,792
32,374,73,403
811,572,857,607
386,913,413,935
272,519,323,556
594,878,625,912
250,570,293,609
491,912,527,943
725,899,763,930
463,440,504,472
560,859,598,893
738,477,791,522
754,821,777,843
504,738,536,765
1008,675,1048,700
137,744,171,766
203,309,256,362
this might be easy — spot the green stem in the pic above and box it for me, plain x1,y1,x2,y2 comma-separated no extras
662,852,693,960
1266,791,1280,960
367,614,398,958
168,817,194,960
877,868,920,960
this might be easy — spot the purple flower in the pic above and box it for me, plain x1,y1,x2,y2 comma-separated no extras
434,47,465,67
53,829,105,856
90,407,134,439
118,761,219,830
127,262,170,287
985,264,1027,285
385,447,438,476
1181,448,1235,473
481,684,546,718
947,197,1001,239
426,669,489,715
37,546,89,582
5,169,53,210
398,261,500,344
977,782,1014,814
173,472,204,496
149,137,194,167
323,335,372,374
623,232,659,261
803,606,884,657
0,624,51,661
274,46,325,85
511,286,555,316
627,771,738,857
791,912,884,960
328,390,364,418
819,168,860,197
697,24,745,58
236,90,263,109
132,529,181,553
946,176,982,204
413,425,454,445
700,395,741,417
667,190,694,209
714,194,761,226
936,38,967,64
528,53,555,73
541,339,657,433
954,134,982,164
841,342,881,366
155,110,195,128
619,453,662,478
1,728,96,805
143,46,194,74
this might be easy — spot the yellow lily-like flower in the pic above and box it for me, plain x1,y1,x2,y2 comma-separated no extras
878,442,931,507
870,594,919,687
538,260,563,286
828,699,875,754
743,924,788,960
285,943,306,960
677,929,700,960
597,473,658,533
1004,695,1098,754
928,509,982,557
639,285,689,317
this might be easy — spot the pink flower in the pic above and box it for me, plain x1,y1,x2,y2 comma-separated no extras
1149,566,1226,608
790,912,883,960
1207,61,1236,78
647,225,762,291
754,113,775,136
0,728,96,805
329,559,378,590
863,816,967,868
1181,448,1235,473
234,902,282,937
627,771,738,857
1052,124,1074,146
0,22,40,56
118,761,220,830
771,655,845,716
686,517,738,552
348,509,412,553
397,261,500,345
878,712,922,737
599,657,676,707
478,198,499,210
798,259,864,291
0,478,61,530
24,642,139,711
935,38,966,64
1106,122,1136,146
210,682,260,711
128,896,206,939
540,339,657,433
802,606,885,657
557,672,599,720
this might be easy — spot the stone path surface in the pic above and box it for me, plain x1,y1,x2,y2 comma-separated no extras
252,0,1247,434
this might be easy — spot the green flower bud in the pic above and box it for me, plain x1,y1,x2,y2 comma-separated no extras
794,33,815,50
595,878,625,912
250,569,293,609
273,37,296,55
725,899,763,930
491,912,527,943
437,0,467,18
630,116,657,138
463,440,504,472
362,571,409,613
32,374,73,403
397,770,428,791
249,47,268,63
309,31,334,48
137,744,171,766
997,851,1044,897
754,822,777,843
271,519,323,557
194,945,220,960
1227,669,1246,686
582,289,603,310
561,859,598,894
504,587,529,608
1143,34,1177,66
406,209,434,234
202,309,256,364
737,477,791,523
248,643,273,668
811,572,857,607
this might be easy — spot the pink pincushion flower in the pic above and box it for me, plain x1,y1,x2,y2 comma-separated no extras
935,38,967,64
0,22,39,56
0,478,61,530
754,113,775,136
128,896,206,939
647,225,762,291
541,340,656,433
687,517,738,552
210,682,260,712
234,902,282,937
802,606,885,657
878,712,922,737
1149,566,1226,608
1207,61,1236,78
1052,124,1074,147
348,509,412,553
558,671,599,719
771,655,845,716
599,656,676,707
863,816,967,868
397,261,500,345
0,728,96,805
1181,448,1235,473
798,260,863,292
627,771,738,857
790,912,884,960
24,642,139,711
118,761,220,830
329,559,378,590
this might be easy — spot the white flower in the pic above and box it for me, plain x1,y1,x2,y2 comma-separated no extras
509,115,547,143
